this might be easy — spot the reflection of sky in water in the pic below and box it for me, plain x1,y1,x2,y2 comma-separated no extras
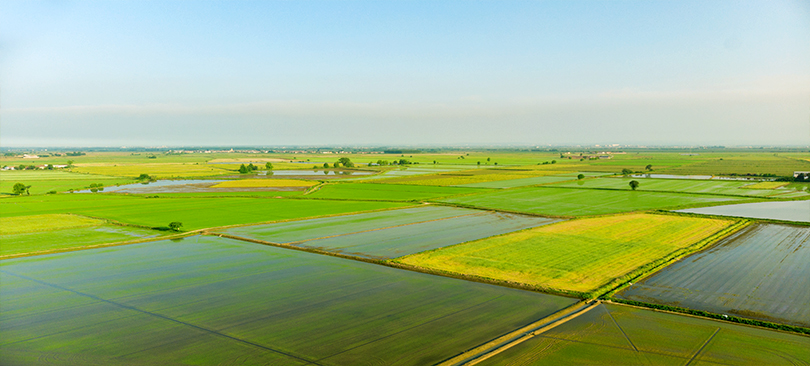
677,201,810,223
630,174,771,181
76,180,225,193
258,170,373,176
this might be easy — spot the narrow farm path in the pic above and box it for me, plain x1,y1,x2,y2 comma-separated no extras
437,300,601,366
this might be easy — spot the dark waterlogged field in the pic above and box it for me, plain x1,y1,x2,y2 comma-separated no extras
219,205,559,259
479,303,810,366
0,236,576,366
438,187,743,216
617,224,810,327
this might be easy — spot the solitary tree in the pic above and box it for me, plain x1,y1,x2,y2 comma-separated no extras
12,182,28,195
577,174,585,180
238,164,249,174
629,180,640,190
645,164,653,171
621,168,634,176
265,162,274,170
168,222,183,231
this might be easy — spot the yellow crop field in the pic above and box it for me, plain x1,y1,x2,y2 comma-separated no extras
71,163,235,178
211,179,316,188
743,182,789,189
377,169,572,186
1,214,104,235
398,213,734,294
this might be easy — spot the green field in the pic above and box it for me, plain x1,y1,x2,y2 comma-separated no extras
480,303,810,366
1,214,104,235
0,170,134,195
1,225,164,257
658,154,810,177
306,183,489,200
0,194,407,231
550,176,806,197
398,214,733,294
0,236,576,365
456,175,577,188
438,187,744,217
617,223,810,327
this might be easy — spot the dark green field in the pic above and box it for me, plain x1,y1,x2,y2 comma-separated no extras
0,236,576,366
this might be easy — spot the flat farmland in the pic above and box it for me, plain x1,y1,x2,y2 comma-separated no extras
457,172,613,189
219,205,559,259
374,168,573,186
676,200,810,223
1,225,164,257
0,236,576,366
658,155,810,177
550,177,802,197
479,303,810,366
617,224,810,327
0,170,134,195
306,183,488,201
70,162,237,178
438,187,743,217
398,214,733,294
0,194,407,231
0,213,167,257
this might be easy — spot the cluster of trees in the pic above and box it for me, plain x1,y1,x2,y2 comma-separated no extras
65,151,86,156
12,183,31,195
238,163,259,174
137,173,157,182
88,183,105,193
776,173,810,182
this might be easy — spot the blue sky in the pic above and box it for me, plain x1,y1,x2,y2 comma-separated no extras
2,0,808,146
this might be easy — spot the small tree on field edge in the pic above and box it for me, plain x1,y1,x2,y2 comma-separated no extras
577,174,585,180
629,180,640,190
645,164,653,171
12,182,29,195
168,222,183,231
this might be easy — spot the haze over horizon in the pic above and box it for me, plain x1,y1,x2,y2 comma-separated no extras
2,0,809,147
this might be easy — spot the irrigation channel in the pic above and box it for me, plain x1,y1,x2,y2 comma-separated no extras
438,300,601,366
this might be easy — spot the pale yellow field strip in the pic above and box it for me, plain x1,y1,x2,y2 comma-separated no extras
0,214,104,235
742,182,789,189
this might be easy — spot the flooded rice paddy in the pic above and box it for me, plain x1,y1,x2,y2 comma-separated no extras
617,223,810,327
0,236,575,365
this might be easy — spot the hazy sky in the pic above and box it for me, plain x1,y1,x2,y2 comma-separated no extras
2,0,809,147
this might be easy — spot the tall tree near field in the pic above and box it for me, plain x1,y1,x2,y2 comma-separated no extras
337,157,353,167
12,182,28,195
646,164,653,171
629,180,640,190
265,162,273,170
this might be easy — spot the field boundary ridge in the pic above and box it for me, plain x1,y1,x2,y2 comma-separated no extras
436,300,601,366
